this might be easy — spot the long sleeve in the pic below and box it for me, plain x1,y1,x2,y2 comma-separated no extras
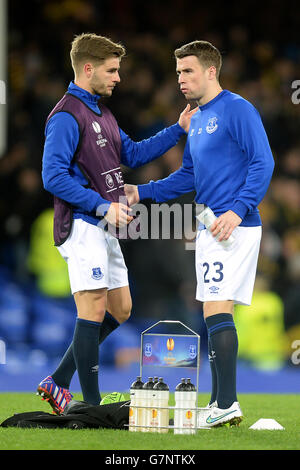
138,141,195,202
120,123,186,169
42,112,110,214
227,99,275,219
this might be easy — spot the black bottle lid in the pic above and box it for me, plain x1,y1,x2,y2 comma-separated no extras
175,378,187,391
130,376,144,389
185,378,196,391
143,377,155,389
153,377,169,391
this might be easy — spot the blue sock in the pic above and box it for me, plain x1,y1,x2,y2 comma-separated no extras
52,343,76,389
52,313,120,390
51,312,120,388
99,312,120,343
208,337,218,405
205,313,238,409
72,318,102,405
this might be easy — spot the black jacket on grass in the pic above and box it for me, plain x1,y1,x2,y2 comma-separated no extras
0,400,130,430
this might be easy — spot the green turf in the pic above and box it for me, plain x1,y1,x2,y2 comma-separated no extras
0,392,299,450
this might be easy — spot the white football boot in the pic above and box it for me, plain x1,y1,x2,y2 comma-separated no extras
197,401,217,429
197,401,243,428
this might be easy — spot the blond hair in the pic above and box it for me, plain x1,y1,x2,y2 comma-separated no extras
175,40,222,79
70,33,126,74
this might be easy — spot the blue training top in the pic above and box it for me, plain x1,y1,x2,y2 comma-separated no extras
138,90,275,226
42,81,186,227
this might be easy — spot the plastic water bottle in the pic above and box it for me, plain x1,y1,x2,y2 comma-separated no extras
151,377,169,433
142,377,154,432
129,376,144,432
174,378,197,434
174,378,187,434
184,378,197,434
195,205,235,248
150,377,159,432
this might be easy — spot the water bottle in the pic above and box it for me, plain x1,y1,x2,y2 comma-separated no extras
195,205,235,248
151,377,169,433
129,376,144,432
184,378,197,434
151,377,159,432
174,378,187,435
142,377,154,432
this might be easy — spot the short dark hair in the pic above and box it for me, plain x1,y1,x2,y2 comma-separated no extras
174,40,222,79
70,33,126,74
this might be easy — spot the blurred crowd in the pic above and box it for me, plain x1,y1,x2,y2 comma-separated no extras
0,0,299,370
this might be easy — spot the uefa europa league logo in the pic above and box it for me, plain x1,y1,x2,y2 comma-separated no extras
166,337,175,351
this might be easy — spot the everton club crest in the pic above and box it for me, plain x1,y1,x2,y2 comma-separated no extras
91,267,104,280
206,116,218,134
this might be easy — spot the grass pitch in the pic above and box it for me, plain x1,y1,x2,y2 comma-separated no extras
0,392,299,450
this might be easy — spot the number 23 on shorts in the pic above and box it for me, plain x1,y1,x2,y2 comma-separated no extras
203,261,224,283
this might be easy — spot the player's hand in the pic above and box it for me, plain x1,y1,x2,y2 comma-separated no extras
124,184,140,206
104,202,133,228
178,104,198,133
210,210,242,242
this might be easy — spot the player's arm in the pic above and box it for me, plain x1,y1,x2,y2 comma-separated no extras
227,99,275,220
210,99,275,242
125,142,195,205
42,113,132,227
120,105,197,169
42,112,112,217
